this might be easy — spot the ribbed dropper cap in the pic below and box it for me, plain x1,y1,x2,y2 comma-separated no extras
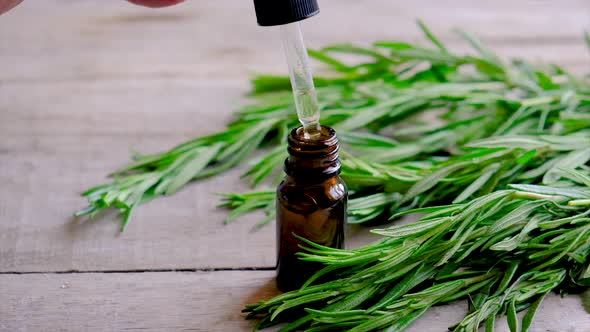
253,0,319,26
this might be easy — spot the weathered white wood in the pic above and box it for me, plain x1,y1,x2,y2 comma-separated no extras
0,0,588,83
0,137,271,272
1,1,590,330
1,271,589,332
0,0,588,278
0,79,379,271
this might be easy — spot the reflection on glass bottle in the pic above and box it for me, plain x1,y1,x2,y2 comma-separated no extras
276,126,347,292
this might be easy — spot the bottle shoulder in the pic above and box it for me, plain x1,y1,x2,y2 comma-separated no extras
277,176,347,204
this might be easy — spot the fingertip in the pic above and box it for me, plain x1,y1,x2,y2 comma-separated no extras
126,0,185,8
0,0,24,15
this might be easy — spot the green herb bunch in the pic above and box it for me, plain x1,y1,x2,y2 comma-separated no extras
75,21,590,331
235,24,590,330
245,183,590,332
77,21,590,231
219,23,590,227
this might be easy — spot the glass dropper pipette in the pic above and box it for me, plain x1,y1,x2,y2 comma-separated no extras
252,0,322,139
280,22,321,139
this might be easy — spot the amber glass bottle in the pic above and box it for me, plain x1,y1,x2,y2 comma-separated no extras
276,125,347,292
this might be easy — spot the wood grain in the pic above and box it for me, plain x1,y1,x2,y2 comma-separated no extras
1,0,588,272
1,1,590,330
0,0,588,84
0,79,380,271
0,0,588,271
1,271,589,332
0,124,378,271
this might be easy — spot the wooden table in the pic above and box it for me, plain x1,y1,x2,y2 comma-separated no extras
1,1,589,331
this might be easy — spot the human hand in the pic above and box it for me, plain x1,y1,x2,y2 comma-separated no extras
0,0,185,15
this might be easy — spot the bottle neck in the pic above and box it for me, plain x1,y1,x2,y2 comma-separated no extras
284,125,341,180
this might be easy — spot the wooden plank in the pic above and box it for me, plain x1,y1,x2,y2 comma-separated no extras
0,79,244,136
0,80,379,271
0,80,379,272
0,79,277,272
0,0,588,83
0,128,379,272
0,0,588,272
1,2,590,329
1,271,589,332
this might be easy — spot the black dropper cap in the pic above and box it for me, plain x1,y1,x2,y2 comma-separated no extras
253,0,319,26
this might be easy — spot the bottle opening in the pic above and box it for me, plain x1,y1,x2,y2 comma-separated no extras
285,125,341,178
293,125,337,144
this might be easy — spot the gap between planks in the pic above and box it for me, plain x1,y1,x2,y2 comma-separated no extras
0,266,275,275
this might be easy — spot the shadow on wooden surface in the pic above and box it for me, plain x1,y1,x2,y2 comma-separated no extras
243,274,281,305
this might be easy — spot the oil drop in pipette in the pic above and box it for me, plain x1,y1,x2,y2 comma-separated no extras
279,22,322,139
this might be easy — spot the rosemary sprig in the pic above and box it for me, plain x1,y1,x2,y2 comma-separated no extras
76,22,589,230
221,133,590,226
244,184,590,331
74,20,590,331
75,118,282,230
220,25,590,225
